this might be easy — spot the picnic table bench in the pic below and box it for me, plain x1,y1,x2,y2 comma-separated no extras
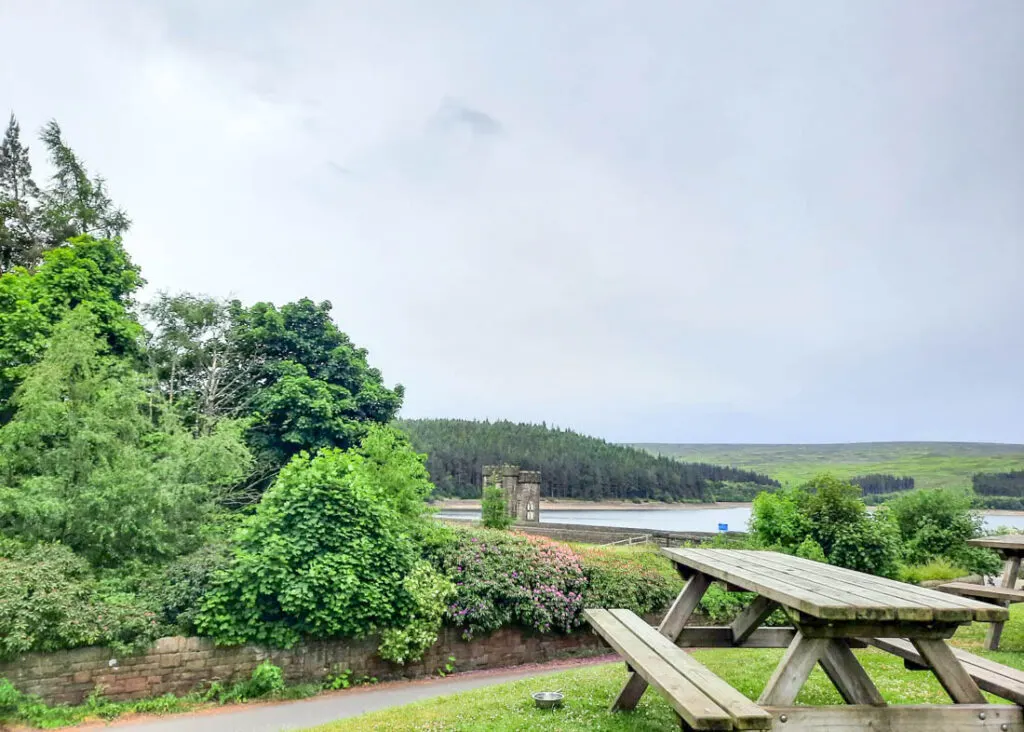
937,535,1024,650
585,548,1023,731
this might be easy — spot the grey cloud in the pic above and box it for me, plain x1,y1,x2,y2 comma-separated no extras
1,0,1021,442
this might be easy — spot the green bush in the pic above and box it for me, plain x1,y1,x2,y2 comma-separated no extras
750,474,905,578
575,545,679,617
481,484,513,530
198,427,435,647
887,488,1001,576
899,558,968,584
149,545,230,633
0,542,160,660
377,562,454,664
697,584,788,626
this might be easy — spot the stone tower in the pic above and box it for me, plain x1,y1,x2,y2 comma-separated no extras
482,465,541,524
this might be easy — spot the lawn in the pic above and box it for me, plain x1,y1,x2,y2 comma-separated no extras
631,442,1024,491
309,606,1024,732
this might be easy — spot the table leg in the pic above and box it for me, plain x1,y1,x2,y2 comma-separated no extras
818,639,885,705
612,572,711,712
758,631,828,706
912,638,985,704
986,555,1020,651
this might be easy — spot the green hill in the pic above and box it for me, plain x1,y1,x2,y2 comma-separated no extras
400,419,778,501
630,442,1024,492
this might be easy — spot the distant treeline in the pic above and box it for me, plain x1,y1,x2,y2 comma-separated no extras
850,474,915,495
973,470,1024,498
399,419,780,502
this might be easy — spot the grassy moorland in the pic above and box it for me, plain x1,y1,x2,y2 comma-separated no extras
631,442,1024,491
312,607,1024,731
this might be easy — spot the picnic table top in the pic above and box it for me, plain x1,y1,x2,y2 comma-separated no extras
967,534,1024,553
662,548,1008,623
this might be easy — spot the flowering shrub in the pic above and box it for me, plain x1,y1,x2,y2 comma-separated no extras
435,529,587,638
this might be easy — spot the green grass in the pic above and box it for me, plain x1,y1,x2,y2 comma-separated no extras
631,442,1024,491
310,606,1024,731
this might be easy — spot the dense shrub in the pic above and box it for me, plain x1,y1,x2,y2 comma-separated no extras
0,542,159,659
377,562,454,664
887,488,1002,576
435,528,587,638
750,474,903,578
697,584,789,626
575,545,679,617
149,545,230,633
198,427,435,647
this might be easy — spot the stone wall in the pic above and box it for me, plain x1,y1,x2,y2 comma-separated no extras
0,626,612,706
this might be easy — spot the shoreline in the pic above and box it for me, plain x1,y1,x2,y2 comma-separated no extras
432,499,752,511
432,498,1024,516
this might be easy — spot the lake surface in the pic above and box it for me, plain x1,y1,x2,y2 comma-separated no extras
437,507,1024,533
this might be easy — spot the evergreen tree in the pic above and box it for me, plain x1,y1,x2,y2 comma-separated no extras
38,120,130,246
0,113,42,272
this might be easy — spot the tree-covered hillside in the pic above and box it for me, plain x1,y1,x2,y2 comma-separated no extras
399,419,779,502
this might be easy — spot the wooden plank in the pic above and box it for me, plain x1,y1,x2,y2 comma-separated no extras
911,638,986,704
757,631,828,706
940,581,1024,602
663,548,855,620
761,705,1023,732
613,572,711,711
744,550,946,622
867,637,1024,705
755,552,1007,622
795,618,958,639
676,626,796,648
731,596,780,644
817,639,885,705
968,534,1024,552
584,610,733,729
611,610,772,730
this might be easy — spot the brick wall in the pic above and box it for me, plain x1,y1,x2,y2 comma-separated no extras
0,626,612,706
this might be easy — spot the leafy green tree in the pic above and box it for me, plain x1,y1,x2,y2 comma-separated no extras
481,484,513,529
0,235,143,419
197,427,434,647
229,298,404,470
0,114,43,273
38,120,130,246
0,309,252,567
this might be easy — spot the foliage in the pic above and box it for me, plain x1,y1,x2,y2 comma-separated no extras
377,562,454,665
434,528,587,638
0,310,253,567
898,558,968,584
708,481,774,502
197,428,433,647
237,661,286,699
750,474,903,578
794,537,826,562
0,542,159,660
0,114,129,275
401,419,778,502
574,545,678,617
148,545,231,633
481,484,513,529
974,469,1024,498
887,487,1000,575
850,473,915,495
229,298,403,473
0,235,142,415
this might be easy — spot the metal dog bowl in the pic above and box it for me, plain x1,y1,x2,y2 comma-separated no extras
532,691,564,709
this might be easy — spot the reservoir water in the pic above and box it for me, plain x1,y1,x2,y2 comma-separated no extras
437,507,1024,534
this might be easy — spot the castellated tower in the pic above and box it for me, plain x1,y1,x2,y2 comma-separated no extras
482,465,541,523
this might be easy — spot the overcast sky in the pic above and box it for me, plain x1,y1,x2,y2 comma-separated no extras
2,0,1022,444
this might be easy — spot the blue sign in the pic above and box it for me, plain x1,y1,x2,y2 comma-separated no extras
718,523,728,532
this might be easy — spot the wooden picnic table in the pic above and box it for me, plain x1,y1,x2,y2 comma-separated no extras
586,547,1022,731
954,535,1024,649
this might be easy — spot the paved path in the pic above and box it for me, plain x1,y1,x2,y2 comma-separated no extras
96,660,609,732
